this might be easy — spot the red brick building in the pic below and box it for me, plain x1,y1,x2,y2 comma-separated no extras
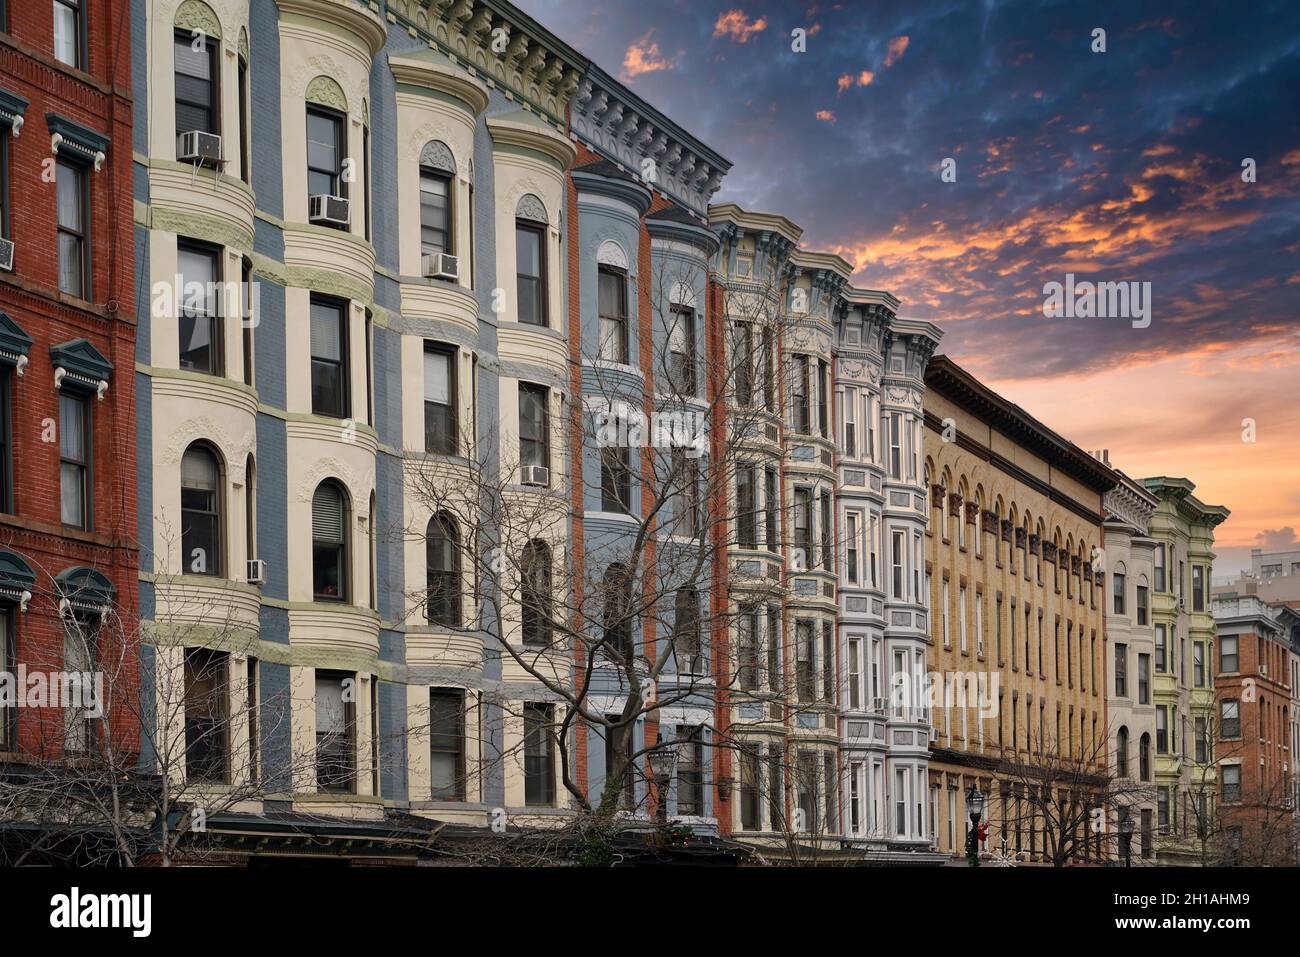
0,1,138,765
1212,595,1300,865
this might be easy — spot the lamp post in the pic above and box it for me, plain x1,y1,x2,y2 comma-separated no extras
966,784,985,867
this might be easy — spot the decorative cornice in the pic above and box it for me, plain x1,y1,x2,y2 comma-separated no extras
574,63,732,220
275,0,388,57
47,112,109,170
486,110,575,168
0,312,33,375
388,50,491,116
0,87,28,136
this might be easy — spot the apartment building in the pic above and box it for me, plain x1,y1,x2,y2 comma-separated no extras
1142,476,1228,865
1211,595,1300,864
0,0,140,861
1101,467,1160,861
923,356,1117,864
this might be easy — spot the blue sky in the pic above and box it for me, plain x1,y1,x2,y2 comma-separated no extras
516,0,1300,573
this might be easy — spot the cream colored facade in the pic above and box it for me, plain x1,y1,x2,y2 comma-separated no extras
923,357,1115,863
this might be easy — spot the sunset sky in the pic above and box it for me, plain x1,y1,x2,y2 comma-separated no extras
518,0,1300,578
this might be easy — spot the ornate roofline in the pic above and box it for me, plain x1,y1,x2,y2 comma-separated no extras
572,64,732,221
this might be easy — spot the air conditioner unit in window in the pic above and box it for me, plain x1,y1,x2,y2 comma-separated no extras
0,238,12,272
422,252,459,282
520,464,550,487
928,726,939,743
1260,663,1268,676
308,194,350,228
247,558,267,585
1158,824,1171,836
1177,596,1186,611
177,130,222,166
872,696,888,715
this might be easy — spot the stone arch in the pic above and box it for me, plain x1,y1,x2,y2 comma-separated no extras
175,0,222,39
597,239,629,270
420,139,456,174
516,193,548,224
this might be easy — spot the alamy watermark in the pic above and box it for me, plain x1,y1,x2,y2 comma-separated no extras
1042,273,1151,328
0,667,104,717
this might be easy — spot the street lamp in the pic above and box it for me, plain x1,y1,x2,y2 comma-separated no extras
1120,814,1135,868
966,784,985,867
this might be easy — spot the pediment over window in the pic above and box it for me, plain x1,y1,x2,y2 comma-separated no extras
0,550,35,605
50,338,113,397
55,566,116,614
0,312,33,374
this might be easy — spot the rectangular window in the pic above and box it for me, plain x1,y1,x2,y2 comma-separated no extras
668,306,695,395
1219,635,1238,673
1192,565,1205,612
671,449,702,537
842,388,857,457
523,704,555,806
1193,641,1205,687
1138,653,1150,705
958,585,968,652
315,672,355,792
1156,706,1168,753
848,638,862,710
423,344,457,455
57,160,89,299
1155,624,1167,673
59,392,90,528
794,488,813,567
600,446,631,513
792,354,809,432
846,513,859,584
598,267,629,364
822,622,834,701
817,360,829,437
767,746,784,831
429,689,465,801
820,492,833,571
891,530,904,600
1136,585,1148,626
765,607,780,690
1221,764,1241,803
174,29,218,137
518,383,549,474
1220,699,1240,739
0,368,10,514
241,260,254,386
184,648,228,783
310,297,348,418
515,221,546,325
178,242,223,375
764,468,778,553
53,0,84,69
739,747,760,830
732,322,753,407
1112,570,1125,615
676,725,704,816
307,106,345,201
419,168,452,256
888,413,902,479
1154,543,1166,592
1195,716,1208,765
736,466,757,549
737,607,758,691
1114,643,1127,697
796,620,814,703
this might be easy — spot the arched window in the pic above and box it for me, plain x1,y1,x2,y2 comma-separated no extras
181,443,223,576
674,586,702,674
974,488,984,556
1139,733,1151,781
1116,726,1129,777
939,472,950,538
245,453,257,568
956,479,968,548
426,513,461,628
602,563,632,657
520,539,552,647
312,481,349,601
420,140,456,258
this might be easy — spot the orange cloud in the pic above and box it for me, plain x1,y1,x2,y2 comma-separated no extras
858,69,874,86
837,73,853,93
714,9,768,43
816,109,836,123
622,31,676,79
884,35,910,67
838,71,873,92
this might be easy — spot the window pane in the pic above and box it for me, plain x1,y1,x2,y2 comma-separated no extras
54,2,80,66
57,163,83,230
60,462,84,526
424,349,450,404
420,172,449,255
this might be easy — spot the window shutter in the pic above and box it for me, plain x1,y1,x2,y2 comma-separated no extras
310,302,340,361
424,350,450,404
313,486,344,543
